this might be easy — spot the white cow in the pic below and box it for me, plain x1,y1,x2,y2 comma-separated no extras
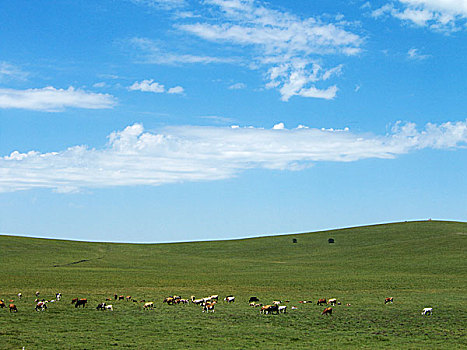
278,305,287,313
421,307,433,315
105,305,113,311
224,296,235,303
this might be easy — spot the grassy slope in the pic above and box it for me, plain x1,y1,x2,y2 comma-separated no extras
0,221,466,349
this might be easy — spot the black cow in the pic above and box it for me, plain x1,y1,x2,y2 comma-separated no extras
249,296,260,303
75,299,87,308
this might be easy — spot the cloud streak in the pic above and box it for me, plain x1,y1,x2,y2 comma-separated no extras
1,120,466,193
0,86,116,111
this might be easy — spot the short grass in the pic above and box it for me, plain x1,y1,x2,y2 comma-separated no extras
0,221,466,349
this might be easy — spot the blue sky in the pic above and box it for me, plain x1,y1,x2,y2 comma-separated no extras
0,0,466,242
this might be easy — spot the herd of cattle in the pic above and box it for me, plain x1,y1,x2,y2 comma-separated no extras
0,292,434,316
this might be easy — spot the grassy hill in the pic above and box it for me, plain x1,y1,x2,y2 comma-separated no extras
0,221,466,349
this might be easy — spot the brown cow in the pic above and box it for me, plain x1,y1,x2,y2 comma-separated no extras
202,301,216,313
0,300,6,308
9,304,18,312
317,298,327,305
71,298,78,304
75,299,87,308
118,295,124,300
126,296,132,301
322,307,332,315
260,304,279,314
384,297,394,304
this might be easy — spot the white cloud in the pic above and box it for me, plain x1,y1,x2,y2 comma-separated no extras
268,61,341,101
0,86,116,111
93,82,107,88
168,86,184,94
407,48,430,60
128,79,185,95
1,120,466,193
132,0,363,101
129,79,165,93
177,0,362,100
228,82,246,90
371,0,467,31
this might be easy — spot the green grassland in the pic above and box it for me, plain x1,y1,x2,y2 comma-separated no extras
0,221,466,349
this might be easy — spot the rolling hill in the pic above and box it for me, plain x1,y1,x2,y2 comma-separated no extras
0,221,466,349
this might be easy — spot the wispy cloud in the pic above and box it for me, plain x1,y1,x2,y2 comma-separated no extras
1,120,466,193
130,0,186,10
228,82,246,90
407,48,430,60
0,62,29,81
129,37,237,65
0,86,116,111
176,0,363,101
130,0,363,101
371,0,467,32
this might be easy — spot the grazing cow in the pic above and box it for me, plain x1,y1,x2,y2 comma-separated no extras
9,304,17,312
191,297,204,305
273,300,281,305
317,298,327,305
71,298,78,304
278,305,287,313
75,299,87,308
96,303,106,310
35,301,47,311
0,300,6,308
209,295,219,301
143,302,154,310
261,305,279,315
249,297,259,303
56,293,61,301
260,305,271,314
17,293,22,300
105,305,113,311
163,297,175,305
126,296,132,301
202,302,216,313
384,297,394,304
422,307,433,316
328,298,337,306
224,296,235,303
118,295,124,301
322,307,333,315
